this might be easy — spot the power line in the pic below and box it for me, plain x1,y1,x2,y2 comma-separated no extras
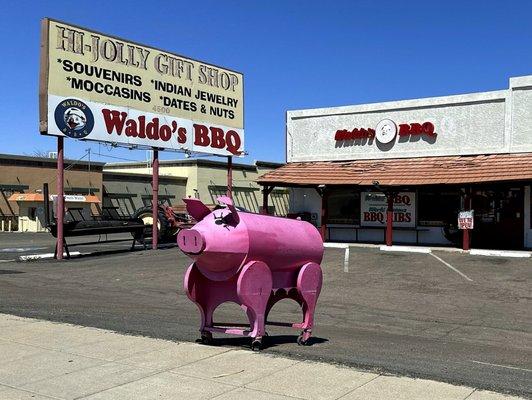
94,153,144,162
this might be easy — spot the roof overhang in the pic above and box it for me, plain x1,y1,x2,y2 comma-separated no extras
257,153,532,187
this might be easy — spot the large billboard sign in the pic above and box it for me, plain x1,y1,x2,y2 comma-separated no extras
361,192,416,228
39,19,244,156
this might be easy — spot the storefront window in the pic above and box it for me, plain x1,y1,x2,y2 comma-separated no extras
418,189,460,226
471,187,524,249
327,188,360,225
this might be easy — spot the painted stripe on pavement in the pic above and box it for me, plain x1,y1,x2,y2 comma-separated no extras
430,253,473,282
343,246,350,273
470,360,532,373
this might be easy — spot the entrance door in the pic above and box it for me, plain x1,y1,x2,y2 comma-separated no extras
471,187,524,250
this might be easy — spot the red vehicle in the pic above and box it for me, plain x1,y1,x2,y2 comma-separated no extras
132,203,195,243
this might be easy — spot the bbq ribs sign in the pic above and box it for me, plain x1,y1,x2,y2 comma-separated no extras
39,19,244,156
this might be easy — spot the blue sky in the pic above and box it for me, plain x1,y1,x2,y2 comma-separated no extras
1,0,531,165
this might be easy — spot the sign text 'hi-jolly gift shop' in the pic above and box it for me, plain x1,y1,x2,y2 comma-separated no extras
40,19,244,156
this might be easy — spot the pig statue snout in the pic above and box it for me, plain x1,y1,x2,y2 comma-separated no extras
177,229,205,254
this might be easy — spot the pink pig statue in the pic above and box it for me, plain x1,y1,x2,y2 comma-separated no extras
177,195,324,350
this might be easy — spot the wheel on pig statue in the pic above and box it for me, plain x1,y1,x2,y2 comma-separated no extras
198,331,213,345
297,330,312,346
251,338,262,352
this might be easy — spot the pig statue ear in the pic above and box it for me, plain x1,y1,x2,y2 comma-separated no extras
216,196,240,225
183,198,211,222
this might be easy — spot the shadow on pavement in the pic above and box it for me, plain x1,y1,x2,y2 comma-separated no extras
0,269,25,274
197,334,329,350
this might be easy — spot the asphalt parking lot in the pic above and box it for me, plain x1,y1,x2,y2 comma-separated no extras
0,232,530,397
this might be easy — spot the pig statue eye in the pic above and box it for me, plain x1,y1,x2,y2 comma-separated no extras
213,213,225,225
213,212,230,225
213,212,236,229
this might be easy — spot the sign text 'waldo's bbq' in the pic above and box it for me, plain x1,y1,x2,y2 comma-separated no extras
334,119,437,147
39,19,244,156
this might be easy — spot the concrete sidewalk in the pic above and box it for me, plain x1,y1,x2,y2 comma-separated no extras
0,314,524,400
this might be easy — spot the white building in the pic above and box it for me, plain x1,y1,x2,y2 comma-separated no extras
258,75,532,250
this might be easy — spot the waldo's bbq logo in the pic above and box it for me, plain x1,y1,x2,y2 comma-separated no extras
54,99,94,139
40,18,244,157
335,119,437,148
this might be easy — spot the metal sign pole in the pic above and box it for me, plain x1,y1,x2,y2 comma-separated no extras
227,156,233,199
152,149,159,250
56,137,65,260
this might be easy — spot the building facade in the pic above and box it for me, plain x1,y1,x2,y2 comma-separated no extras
258,75,532,250
0,154,103,231
1,154,288,232
102,172,187,218
104,159,289,215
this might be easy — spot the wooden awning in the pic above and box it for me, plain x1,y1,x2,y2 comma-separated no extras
257,153,532,187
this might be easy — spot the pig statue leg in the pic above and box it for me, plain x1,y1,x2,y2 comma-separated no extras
184,263,238,344
237,261,272,351
296,262,323,345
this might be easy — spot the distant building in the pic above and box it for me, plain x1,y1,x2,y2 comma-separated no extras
0,153,103,232
104,159,288,215
102,172,186,219
0,154,288,232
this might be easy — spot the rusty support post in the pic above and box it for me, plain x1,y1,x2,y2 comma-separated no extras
56,137,64,260
262,186,269,215
463,187,471,251
320,187,328,242
152,149,159,250
463,225,470,251
227,156,233,199
386,192,394,246
261,186,273,215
